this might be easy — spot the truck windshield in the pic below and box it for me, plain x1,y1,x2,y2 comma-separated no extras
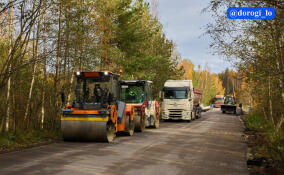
120,85,144,103
164,90,188,99
214,98,224,101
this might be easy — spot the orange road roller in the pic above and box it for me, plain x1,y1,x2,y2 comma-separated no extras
61,71,134,142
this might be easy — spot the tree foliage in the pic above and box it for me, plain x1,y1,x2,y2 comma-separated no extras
206,0,284,130
179,59,224,105
0,0,182,133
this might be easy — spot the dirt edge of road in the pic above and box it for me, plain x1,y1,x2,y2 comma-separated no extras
0,139,62,155
241,115,284,175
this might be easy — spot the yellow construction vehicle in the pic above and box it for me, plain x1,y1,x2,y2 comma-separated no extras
61,71,134,142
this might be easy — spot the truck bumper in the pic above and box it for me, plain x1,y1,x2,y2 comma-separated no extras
162,110,191,121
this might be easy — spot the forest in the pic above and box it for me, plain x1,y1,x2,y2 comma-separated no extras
0,0,181,140
0,0,225,147
206,0,284,162
1,0,283,164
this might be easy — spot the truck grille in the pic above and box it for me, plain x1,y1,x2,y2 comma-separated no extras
168,109,183,118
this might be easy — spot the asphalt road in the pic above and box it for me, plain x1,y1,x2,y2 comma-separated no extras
0,109,248,175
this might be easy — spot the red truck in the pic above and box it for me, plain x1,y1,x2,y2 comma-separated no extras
214,95,224,108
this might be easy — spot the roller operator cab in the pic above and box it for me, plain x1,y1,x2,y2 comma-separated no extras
118,80,160,131
61,71,135,142
161,80,202,121
221,96,237,114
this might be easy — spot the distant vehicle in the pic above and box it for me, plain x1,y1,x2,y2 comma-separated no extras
221,96,237,114
214,95,224,108
161,80,202,121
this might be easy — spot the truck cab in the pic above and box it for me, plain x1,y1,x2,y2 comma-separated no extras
213,95,224,108
161,80,200,121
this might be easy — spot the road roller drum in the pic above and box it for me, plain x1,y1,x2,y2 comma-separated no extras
61,120,115,142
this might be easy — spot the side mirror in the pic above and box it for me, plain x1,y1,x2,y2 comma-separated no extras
61,92,66,104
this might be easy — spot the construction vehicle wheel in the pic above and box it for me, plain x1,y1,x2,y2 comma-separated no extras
134,115,145,132
154,116,159,129
106,122,116,142
126,115,134,136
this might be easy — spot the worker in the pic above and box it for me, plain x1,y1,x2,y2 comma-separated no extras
94,84,103,103
85,88,90,102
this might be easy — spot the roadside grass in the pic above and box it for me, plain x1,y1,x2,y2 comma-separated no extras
0,130,61,151
245,113,284,162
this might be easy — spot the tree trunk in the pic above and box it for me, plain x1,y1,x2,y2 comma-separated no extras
2,1,14,132
5,74,11,132
41,28,47,129
268,74,275,126
40,1,48,129
24,3,42,122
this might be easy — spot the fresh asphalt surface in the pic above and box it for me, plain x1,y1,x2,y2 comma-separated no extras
0,109,248,175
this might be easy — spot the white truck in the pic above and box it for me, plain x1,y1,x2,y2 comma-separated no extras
161,80,202,121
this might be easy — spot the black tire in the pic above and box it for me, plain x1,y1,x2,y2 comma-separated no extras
198,111,201,118
134,115,145,132
189,112,193,122
196,111,200,119
153,115,159,129
106,122,116,142
125,115,134,136
222,111,225,114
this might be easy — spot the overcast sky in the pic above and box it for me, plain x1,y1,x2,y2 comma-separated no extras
146,0,232,73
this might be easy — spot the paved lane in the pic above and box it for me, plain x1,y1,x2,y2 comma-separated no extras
0,109,248,175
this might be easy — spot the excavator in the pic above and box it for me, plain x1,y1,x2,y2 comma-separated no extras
118,80,160,132
61,71,135,142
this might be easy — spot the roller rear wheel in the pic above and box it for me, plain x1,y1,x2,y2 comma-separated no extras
154,115,159,129
125,115,134,136
106,122,116,142
134,115,146,132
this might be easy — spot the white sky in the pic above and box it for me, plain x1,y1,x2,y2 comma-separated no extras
146,0,233,73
